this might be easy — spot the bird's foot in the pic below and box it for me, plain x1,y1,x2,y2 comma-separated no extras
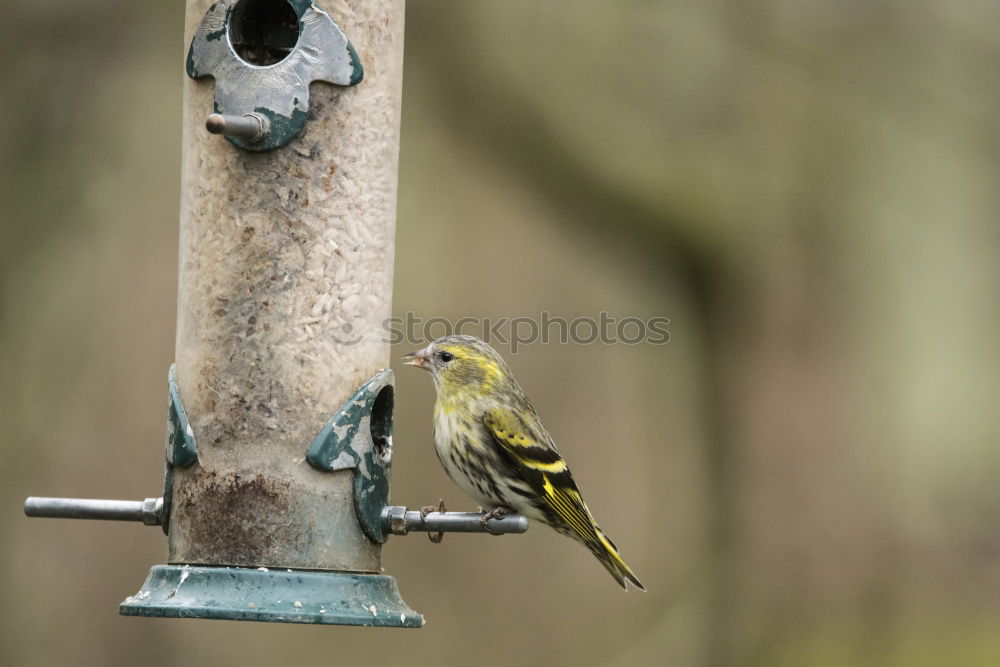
419,499,446,518
481,506,514,534
420,498,446,543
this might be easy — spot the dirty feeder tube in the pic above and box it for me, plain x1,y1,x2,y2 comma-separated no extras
121,0,418,627
168,0,406,573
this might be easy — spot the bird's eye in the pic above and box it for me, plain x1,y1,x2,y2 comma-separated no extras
439,351,454,363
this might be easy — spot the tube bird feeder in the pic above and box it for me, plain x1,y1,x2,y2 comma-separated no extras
24,0,526,627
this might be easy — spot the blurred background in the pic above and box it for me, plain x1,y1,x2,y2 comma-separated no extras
2,1,999,665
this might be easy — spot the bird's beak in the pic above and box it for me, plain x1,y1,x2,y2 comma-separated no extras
403,348,431,371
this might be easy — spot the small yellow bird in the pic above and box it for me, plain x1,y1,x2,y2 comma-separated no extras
404,335,644,591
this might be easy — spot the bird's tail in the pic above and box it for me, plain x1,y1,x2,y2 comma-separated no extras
589,526,645,591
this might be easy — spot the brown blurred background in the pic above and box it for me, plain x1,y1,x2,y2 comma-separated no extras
3,1,999,665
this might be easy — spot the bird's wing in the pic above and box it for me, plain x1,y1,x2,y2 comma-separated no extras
482,406,599,541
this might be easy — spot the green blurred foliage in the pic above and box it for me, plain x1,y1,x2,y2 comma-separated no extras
2,1,999,666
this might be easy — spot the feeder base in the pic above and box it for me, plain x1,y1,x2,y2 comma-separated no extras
120,564,423,627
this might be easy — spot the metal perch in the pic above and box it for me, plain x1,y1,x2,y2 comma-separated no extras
25,497,528,536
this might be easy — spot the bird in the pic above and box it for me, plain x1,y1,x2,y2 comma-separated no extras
404,335,644,591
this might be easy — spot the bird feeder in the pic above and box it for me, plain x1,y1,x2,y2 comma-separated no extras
24,0,526,628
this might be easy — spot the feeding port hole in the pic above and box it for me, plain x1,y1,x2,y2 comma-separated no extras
229,0,300,66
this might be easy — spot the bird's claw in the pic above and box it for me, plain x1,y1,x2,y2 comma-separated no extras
420,499,446,543
481,506,513,535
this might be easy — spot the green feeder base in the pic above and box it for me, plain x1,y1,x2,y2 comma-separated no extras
120,565,423,627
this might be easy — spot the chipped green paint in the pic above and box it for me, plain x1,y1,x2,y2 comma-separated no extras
161,364,198,535
307,370,394,543
228,106,308,153
186,47,196,79
347,43,364,86
187,0,364,153
166,364,198,468
186,2,228,78
121,565,423,627
205,3,228,42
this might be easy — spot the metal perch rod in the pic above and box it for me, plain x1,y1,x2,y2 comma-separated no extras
25,497,163,525
24,497,528,535
382,506,528,536
204,113,268,141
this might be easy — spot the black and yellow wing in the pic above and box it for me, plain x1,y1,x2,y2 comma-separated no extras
482,406,645,590
483,407,596,539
